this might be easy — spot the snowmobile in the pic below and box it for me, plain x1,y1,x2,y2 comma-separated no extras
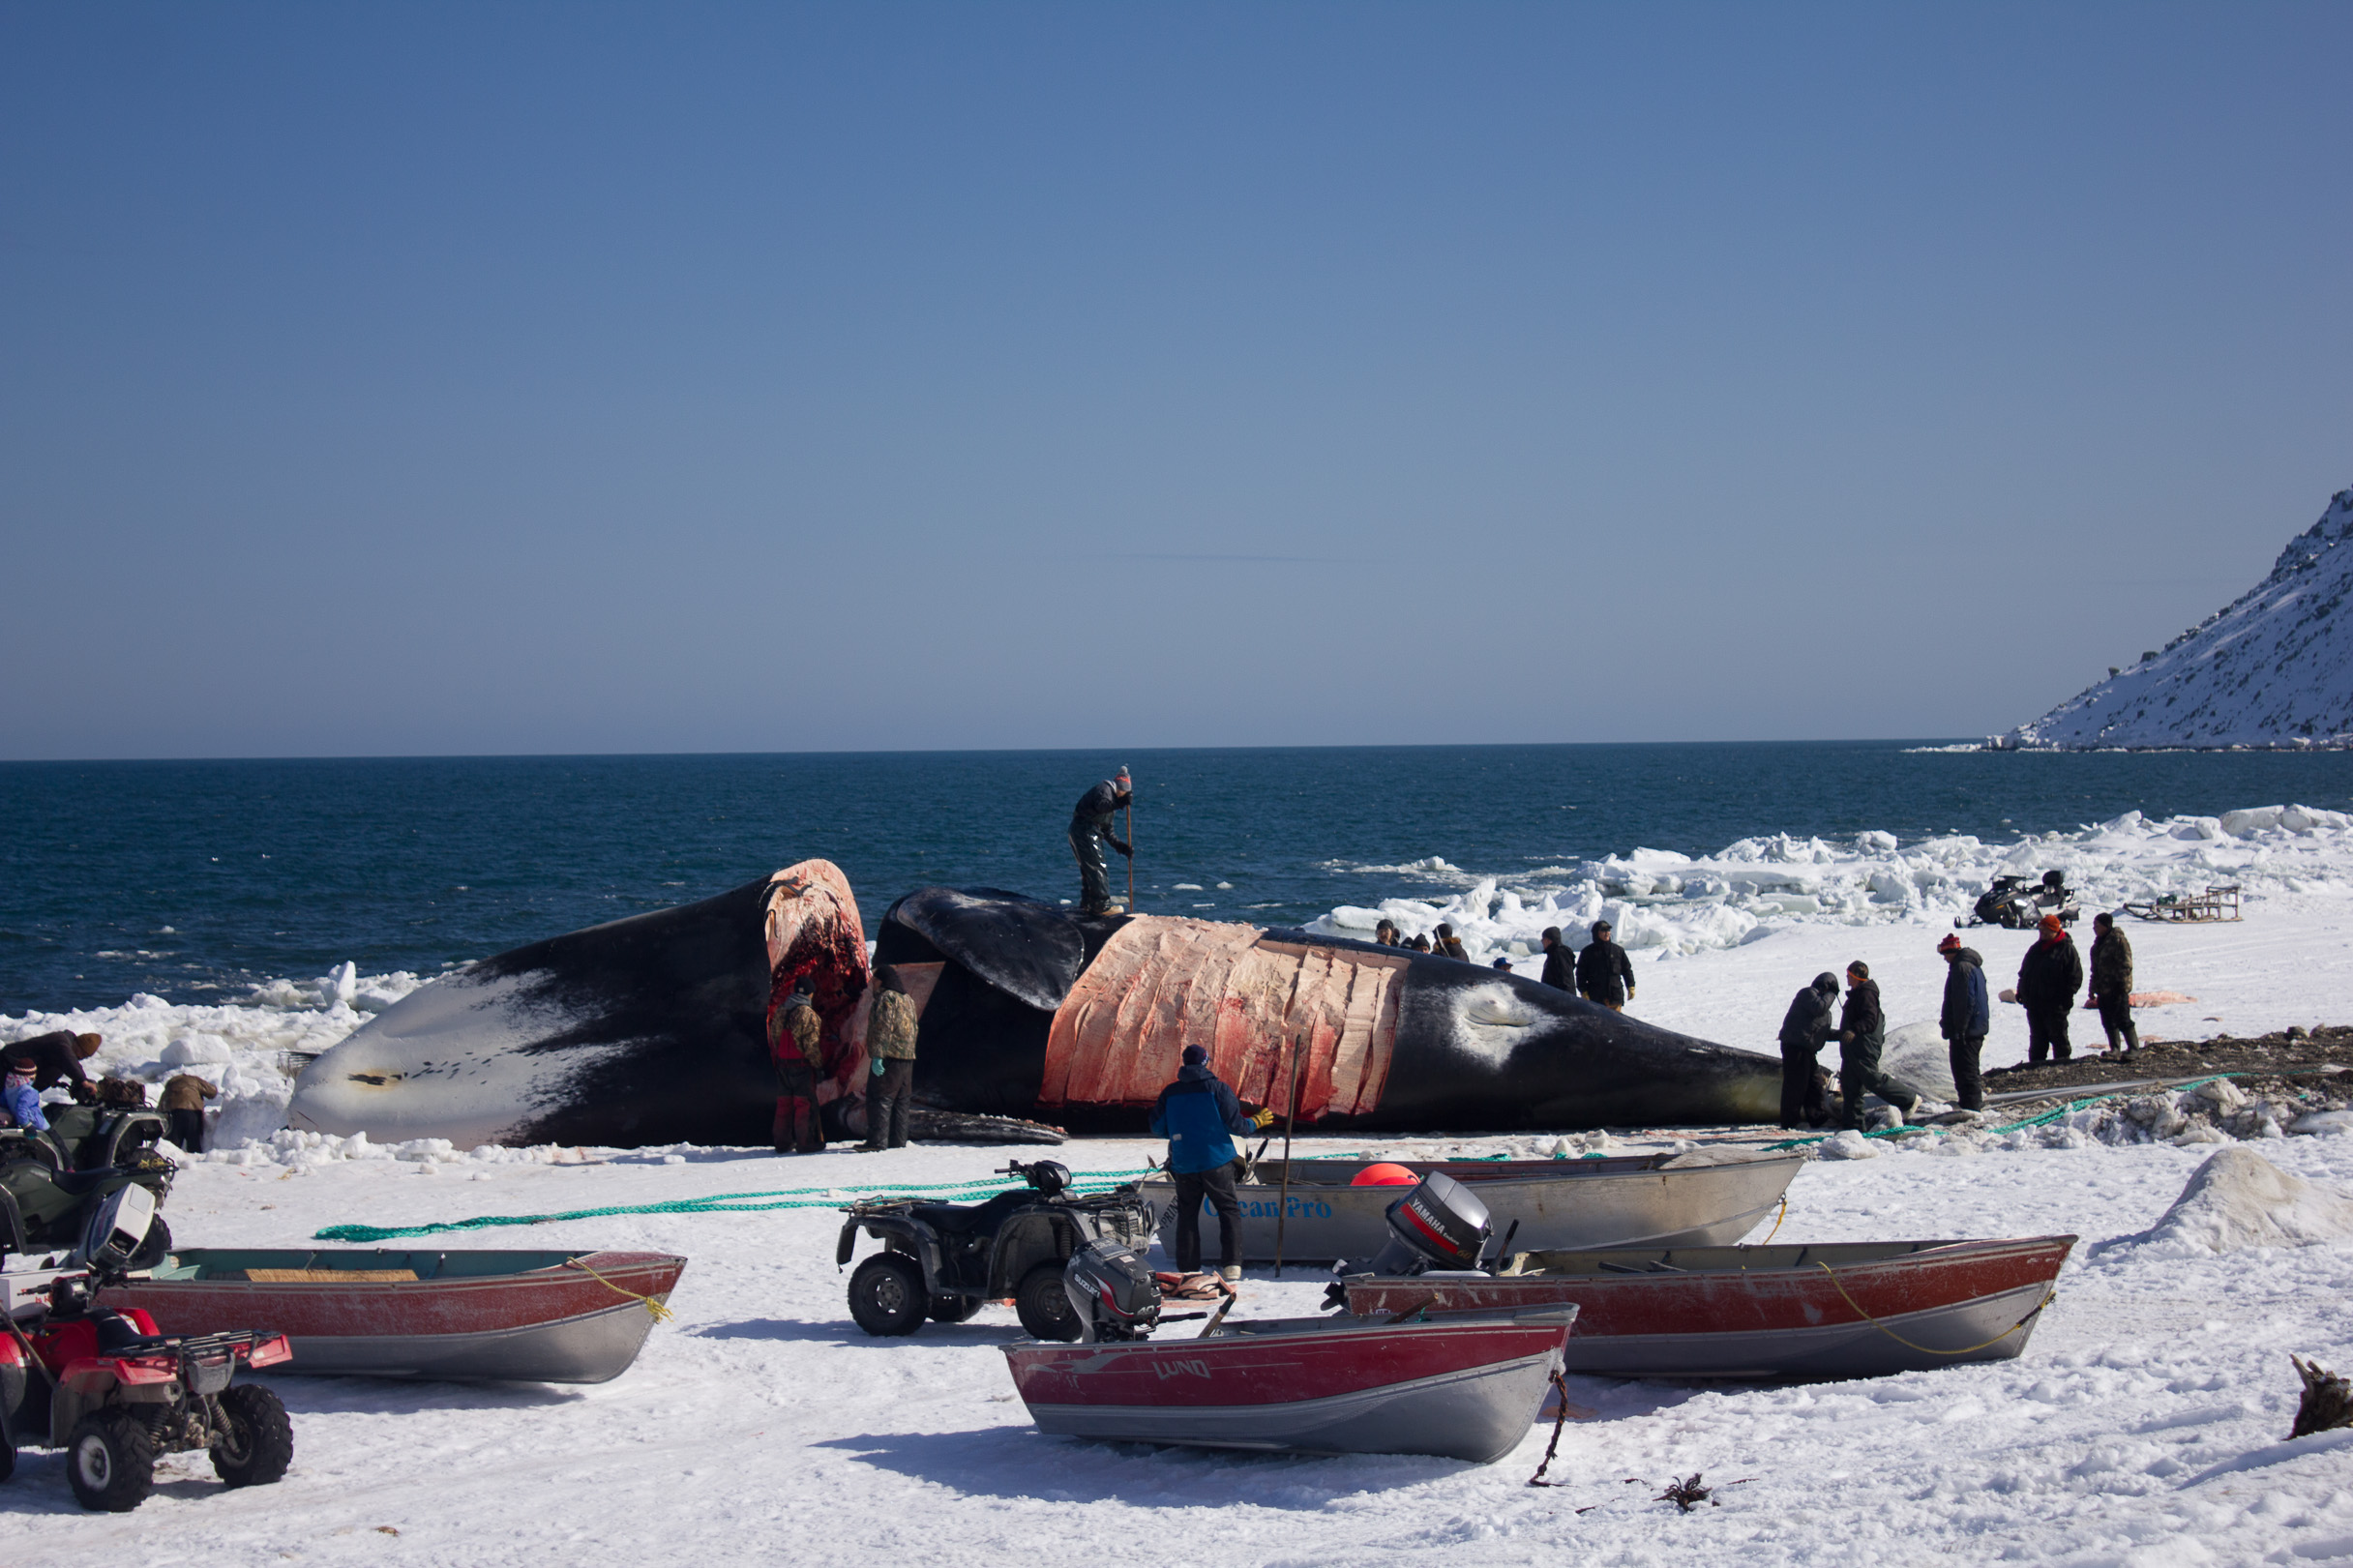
0,1104,176,1267
837,1160,1156,1341
1,1185,293,1511
1958,870,2081,931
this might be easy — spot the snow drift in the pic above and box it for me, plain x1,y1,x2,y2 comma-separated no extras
2115,1146,2353,1256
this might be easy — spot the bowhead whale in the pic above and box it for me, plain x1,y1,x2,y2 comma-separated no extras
289,866,1781,1147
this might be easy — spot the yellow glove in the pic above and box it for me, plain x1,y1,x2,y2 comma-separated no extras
1252,1107,1277,1130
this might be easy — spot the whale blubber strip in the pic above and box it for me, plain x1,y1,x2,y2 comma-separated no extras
1037,917,1403,1115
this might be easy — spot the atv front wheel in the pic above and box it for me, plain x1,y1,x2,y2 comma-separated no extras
1015,1262,1081,1342
847,1254,928,1337
211,1383,294,1487
68,1410,155,1512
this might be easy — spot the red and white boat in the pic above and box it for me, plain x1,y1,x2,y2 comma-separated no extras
1001,1306,1576,1464
99,1248,685,1384
1344,1236,2074,1379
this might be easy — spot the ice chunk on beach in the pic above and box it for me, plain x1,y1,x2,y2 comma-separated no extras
2116,1146,2353,1256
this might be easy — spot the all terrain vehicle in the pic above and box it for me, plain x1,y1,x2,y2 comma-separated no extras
0,1104,176,1266
2,1186,294,1511
1960,871,2081,932
838,1160,1156,1341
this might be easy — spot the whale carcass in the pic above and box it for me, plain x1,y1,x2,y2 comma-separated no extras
289,870,1781,1148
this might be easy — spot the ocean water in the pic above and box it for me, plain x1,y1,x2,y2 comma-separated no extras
6,742,2353,1014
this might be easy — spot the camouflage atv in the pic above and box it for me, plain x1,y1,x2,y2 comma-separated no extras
0,1106,176,1267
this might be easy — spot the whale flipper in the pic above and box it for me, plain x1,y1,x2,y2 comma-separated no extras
883,887,1087,1012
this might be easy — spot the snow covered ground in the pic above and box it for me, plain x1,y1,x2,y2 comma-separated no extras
7,800,2353,1561
6,1132,2353,1565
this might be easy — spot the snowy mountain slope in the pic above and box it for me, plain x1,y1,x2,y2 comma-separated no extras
2000,488,2353,749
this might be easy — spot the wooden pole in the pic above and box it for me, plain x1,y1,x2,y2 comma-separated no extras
1271,1033,1305,1277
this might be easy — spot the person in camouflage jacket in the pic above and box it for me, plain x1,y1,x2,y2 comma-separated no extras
862,966,921,1150
2088,912,2139,1054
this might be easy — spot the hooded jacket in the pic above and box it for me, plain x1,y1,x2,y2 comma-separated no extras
2017,933,2084,1013
1148,1061,1253,1174
1940,948,1989,1040
1778,977,1838,1052
867,989,920,1060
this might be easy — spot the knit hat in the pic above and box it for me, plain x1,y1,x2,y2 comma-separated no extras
2039,914,2064,937
74,1033,103,1059
1181,1044,1207,1066
1937,933,1961,954
1847,961,1870,980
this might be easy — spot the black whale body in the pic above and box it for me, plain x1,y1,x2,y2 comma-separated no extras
290,878,1782,1148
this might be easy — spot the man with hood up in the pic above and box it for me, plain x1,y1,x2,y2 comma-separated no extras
1833,962,1919,1130
2016,915,2084,1064
1776,972,1841,1128
1148,1044,1269,1284
1937,933,1990,1110
1575,921,1636,1011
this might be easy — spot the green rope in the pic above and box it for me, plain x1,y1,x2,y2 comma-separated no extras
1761,1074,2240,1153
313,1167,1159,1244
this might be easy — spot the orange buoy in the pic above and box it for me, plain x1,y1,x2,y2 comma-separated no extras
1351,1162,1418,1187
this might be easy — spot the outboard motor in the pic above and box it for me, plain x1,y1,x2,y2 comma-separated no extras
77,1183,158,1279
1061,1237,1161,1343
1344,1171,1495,1279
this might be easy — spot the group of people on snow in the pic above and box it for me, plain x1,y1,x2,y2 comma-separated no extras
1775,911,2142,1132
0,1029,222,1151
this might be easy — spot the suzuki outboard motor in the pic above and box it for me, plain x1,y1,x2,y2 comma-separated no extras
1061,1237,1161,1343
1345,1171,1494,1279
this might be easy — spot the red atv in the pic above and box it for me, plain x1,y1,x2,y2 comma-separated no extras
3,1189,295,1511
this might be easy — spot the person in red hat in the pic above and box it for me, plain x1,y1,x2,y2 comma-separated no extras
1937,932,1989,1109
2015,914,2084,1065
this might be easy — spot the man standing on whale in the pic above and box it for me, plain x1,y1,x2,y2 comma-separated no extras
1069,769,1135,915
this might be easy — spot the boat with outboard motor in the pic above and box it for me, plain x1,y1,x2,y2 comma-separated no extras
1138,1148,1804,1264
1341,1235,2076,1378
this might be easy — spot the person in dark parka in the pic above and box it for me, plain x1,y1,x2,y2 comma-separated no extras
1432,924,1469,962
2087,912,2139,1054
1537,928,1573,991
1833,962,1919,1129
2,1031,99,1102
1575,921,1636,1011
1937,933,1990,1110
1069,772,1135,915
2016,915,2084,1064
1776,972,1841,1128
1148,1045,1265,1283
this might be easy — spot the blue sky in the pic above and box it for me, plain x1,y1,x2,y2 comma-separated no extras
4,3,2347,757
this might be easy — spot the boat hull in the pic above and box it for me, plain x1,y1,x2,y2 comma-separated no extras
1003,1311,1573,1464
1140,1153,1805,1264
100,1249,685,1384
1345,1236,2074,1378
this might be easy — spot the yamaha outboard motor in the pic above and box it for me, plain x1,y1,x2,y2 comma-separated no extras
1345,1171,1495,1278
1061,1237,1161,1343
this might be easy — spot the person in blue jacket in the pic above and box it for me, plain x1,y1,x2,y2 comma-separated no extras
1,1064,48,1133
1937,933,1991,1110
1148,1045,1267,1284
